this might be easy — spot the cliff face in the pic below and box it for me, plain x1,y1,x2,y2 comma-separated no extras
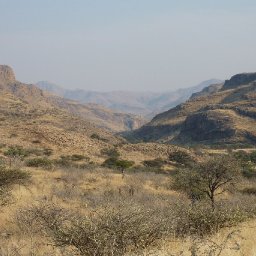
129,73,256,146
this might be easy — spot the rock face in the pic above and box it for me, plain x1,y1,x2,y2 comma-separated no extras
129,72,256,146
190,83,223,99
178,111,236,142
0,65,16,82
222,73,256,90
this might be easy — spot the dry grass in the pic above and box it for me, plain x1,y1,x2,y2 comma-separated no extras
0,161,255,255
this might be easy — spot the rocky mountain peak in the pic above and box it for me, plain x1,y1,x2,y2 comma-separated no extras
0,65,16,83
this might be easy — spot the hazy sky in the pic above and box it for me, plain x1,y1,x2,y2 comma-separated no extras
0,0,256,91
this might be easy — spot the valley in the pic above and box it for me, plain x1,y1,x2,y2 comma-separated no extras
1,65,256,256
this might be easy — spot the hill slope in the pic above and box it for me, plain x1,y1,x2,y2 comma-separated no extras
129,73,256,146
0,65,128,160
36,79,223,118
2,67,145,132
0,65,176,163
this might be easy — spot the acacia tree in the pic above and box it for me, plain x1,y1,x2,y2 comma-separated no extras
172,155,241,210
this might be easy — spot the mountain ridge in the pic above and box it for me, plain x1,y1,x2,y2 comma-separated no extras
36,79,223,118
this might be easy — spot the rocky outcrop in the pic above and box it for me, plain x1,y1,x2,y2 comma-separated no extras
178,110,236,142
190,83,223,99
0,65,16,83
222,73,256,90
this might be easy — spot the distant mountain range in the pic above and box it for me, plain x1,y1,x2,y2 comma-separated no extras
128,73,256,146
36,79,223,118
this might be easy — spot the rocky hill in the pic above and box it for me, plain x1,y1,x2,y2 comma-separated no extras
36,79,222,118
129,73,256,146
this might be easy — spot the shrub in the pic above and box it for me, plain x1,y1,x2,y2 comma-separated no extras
241,187,256,195
233,150,250,161
70,154,86,161
91,133,109,142
249,151,256,163
102,158,134,172
175,202,249,237
26,157,54,169
32,139,41,144
90,133,101,140
169,149,194,167
0,167,30,205
143,158,165,168
101,148,120,159
43,148,53,156
4,146,30,158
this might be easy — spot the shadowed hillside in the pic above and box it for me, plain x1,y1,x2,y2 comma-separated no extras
128,73,256,146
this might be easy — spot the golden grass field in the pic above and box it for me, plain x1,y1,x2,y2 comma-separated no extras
0,159,256,256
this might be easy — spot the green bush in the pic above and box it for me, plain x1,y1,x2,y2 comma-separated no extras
4,146,30,159
102,158,134,171
26,157,54,169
